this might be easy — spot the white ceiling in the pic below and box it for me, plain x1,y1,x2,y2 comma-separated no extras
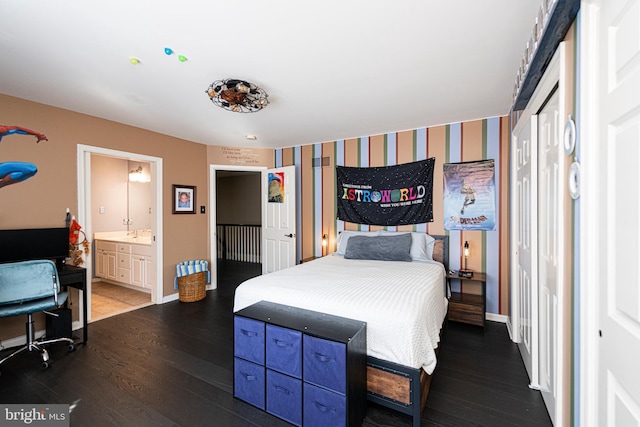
0,1,540,149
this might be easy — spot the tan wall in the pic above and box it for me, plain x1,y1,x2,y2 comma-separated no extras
0,94,274,340
91,156,129,232
208,146,274,168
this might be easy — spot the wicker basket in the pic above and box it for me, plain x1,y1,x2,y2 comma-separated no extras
177,271,207,302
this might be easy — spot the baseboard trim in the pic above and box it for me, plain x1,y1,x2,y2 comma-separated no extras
506,317,514,341
163,293,180,303
0,330,46,351
486,312,508,323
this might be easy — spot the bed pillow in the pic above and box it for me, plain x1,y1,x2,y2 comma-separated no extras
335,230,380,255
344,233,412,262
379,231,436,261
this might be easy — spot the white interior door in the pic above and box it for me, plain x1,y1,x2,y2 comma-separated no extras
262,166,296,274
537,88,562,424
512,112,538,386
582,0,640,425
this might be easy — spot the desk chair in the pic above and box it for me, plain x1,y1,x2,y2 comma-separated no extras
0,260,75,372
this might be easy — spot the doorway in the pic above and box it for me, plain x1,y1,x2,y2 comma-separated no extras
77,145,163,322
209,165,265,291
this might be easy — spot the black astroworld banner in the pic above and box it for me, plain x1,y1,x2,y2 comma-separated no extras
336,158,435,226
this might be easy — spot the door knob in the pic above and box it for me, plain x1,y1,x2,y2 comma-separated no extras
284,234,293,238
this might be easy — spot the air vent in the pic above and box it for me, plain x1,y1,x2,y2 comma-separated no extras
312,157,331,168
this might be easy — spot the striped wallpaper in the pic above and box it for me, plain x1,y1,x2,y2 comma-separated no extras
275,116,510,315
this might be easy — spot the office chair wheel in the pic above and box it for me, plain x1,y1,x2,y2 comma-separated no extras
67,344,75,352
42,361,49,369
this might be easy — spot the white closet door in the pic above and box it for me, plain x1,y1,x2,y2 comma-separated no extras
582,0,640,425
512,111,538,386
537,88,563,424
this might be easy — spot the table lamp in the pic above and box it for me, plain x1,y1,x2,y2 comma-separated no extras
459,240,474,278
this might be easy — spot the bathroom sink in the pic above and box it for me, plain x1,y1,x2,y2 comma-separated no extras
102,236,151,245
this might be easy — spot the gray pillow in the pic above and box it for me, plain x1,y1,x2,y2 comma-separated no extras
344,233,412,262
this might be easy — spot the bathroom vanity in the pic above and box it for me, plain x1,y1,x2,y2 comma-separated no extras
94,232,154,291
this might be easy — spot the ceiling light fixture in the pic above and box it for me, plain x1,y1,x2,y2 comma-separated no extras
205,78,269,113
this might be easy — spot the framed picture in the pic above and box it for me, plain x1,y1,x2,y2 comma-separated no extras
173,184,196,214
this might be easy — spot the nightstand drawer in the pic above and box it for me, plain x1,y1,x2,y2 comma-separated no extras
449,301,484,326
266,324,302,378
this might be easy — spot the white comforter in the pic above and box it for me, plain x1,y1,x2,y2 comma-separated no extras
233,255,448,374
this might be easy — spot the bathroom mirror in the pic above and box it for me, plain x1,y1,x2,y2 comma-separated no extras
127,161,152,231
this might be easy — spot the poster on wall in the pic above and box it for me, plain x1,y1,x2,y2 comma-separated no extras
443,159,496,231
267,172,284,203
336,158,434,226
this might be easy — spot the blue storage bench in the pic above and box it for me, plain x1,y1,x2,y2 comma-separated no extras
233,301,367,427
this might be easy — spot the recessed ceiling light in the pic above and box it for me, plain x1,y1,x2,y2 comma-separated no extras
245,135,257,140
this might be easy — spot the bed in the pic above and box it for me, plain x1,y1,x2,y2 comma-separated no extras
233,232,449,427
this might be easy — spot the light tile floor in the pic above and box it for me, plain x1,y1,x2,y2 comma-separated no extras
91,281,152,321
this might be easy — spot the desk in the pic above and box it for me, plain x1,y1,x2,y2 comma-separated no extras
58,265,87,344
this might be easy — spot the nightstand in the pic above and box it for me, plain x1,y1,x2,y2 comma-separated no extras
446,271,486,327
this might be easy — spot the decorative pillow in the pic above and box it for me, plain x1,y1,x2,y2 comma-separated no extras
344,233,412,262
335,230,380,255
379,231,436,261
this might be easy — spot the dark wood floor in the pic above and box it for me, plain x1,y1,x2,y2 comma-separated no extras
0,261,551,426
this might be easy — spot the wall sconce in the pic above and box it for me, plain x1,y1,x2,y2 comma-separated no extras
128,166,150,183
459,240,473,278
322,234,327,256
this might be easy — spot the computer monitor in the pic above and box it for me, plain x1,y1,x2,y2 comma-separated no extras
0,227,69,268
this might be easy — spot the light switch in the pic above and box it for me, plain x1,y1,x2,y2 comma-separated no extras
99,206,105,214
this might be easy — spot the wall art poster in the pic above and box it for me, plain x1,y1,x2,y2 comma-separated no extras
336,158,434,226
443,159,496,231
267,172,284,203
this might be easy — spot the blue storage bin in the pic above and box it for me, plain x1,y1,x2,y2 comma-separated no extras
266,369,302,426
234,357,265,410
303,335,347,395
303,382,346,427
266,324,302,378
234,316,265,365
